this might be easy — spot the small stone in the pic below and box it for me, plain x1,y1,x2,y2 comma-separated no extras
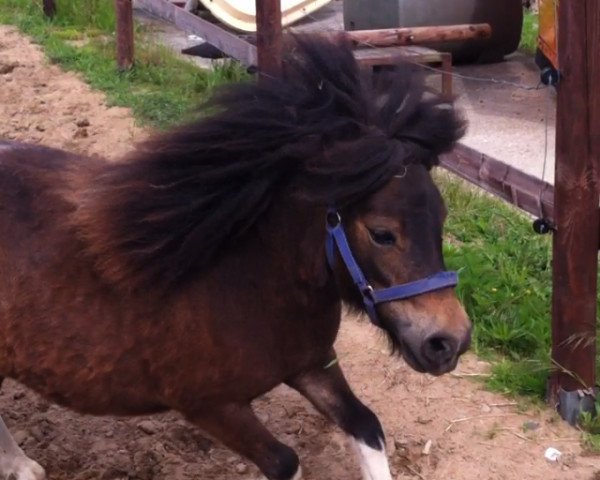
12,430,30,446
422,439,433,456
481,404,492,413
387,438,397,456
235,463,248,474
138,420,160,435
29,426,45,442
283,423,299,434
0,62,18,74
523,421,540,431
73,127,89,139
257,412,270,424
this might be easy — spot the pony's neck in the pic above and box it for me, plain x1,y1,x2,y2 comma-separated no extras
259,196,334,291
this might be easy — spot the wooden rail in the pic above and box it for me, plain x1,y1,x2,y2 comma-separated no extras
440,144,554,222
136,0,258,66
345,23,492,48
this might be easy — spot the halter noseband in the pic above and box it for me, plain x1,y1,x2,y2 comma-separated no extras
325,209,458,326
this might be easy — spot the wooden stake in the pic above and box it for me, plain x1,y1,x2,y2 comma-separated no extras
115,0,135,71
43,0,56,18
255,0,282,78
549,0,600,397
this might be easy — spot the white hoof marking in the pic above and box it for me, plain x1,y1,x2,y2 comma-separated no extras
290,465,303,480
352,439,392,480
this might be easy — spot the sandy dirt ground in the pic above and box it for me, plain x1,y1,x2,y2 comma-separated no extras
1,24,599,480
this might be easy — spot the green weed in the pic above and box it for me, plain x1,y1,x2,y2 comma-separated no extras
520,9,539,54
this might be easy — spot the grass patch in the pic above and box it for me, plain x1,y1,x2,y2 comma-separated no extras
437,174,553,397
0,0,247,129
520,8,539,54
440,174,600,399
580,402,600,454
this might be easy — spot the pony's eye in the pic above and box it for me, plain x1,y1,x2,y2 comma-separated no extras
368,229,396,246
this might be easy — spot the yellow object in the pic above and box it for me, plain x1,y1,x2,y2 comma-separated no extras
199,0,333,32
538,0,558,68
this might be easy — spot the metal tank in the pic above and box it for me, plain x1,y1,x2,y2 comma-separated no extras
343,0,523,63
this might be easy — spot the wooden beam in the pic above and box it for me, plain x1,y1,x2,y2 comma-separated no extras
115,0,135,70
43,0,56,18
440,144,554,222
136,0,257,66
346,23,492,49
255,0,283,78
548,0,600,397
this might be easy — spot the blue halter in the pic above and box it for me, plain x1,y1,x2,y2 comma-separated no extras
325,209,458,326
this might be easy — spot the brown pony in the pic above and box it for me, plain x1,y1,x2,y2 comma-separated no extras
0,37,470,480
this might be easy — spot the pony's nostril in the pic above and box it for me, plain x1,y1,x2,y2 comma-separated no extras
422,334,457,365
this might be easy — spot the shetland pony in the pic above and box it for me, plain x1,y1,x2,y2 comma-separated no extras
0,37,470,480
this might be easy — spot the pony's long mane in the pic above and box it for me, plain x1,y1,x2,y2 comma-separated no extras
74,36,465,290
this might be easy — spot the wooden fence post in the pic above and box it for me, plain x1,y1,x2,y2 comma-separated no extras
549,0,600,417
115,0,135,71
255,0,282,78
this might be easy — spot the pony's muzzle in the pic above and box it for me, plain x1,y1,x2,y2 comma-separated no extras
420,327,472,375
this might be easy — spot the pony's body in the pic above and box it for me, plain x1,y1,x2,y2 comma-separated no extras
0,38,471,480
0,142,339,416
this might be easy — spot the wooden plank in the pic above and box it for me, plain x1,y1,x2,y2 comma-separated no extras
136,0,257,66
345,23,492,48
115,0,135,70
353,45,444,66
255,0,282,77
43,0,56,18
548,0,600,397
440,144,554,222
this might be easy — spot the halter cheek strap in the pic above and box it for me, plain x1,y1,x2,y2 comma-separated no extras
325,209,458,326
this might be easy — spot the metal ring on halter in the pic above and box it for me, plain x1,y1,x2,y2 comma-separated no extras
361,284,374,300
326,210,341,228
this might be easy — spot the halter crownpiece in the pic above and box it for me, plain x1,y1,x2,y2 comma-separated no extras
325,209,458,326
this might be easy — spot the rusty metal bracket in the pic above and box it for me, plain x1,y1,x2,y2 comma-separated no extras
551,387,597,426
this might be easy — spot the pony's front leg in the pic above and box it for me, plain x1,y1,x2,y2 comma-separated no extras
187,403,302,480
286,355,392,480
0,415,46,480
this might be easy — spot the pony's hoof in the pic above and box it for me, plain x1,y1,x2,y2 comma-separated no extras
4,457,46,480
